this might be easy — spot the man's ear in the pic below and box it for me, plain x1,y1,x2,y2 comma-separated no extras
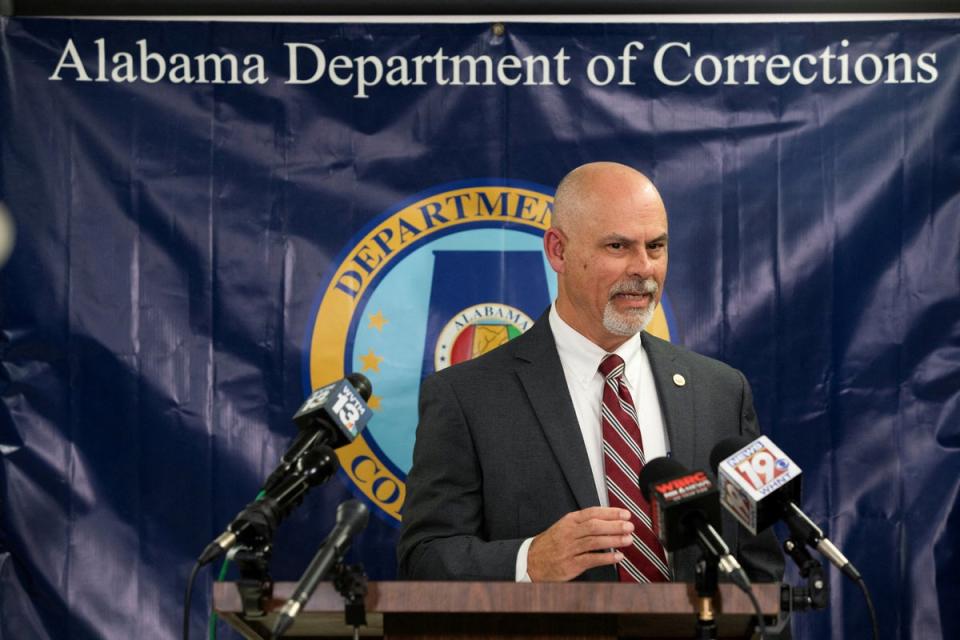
543,227,566,274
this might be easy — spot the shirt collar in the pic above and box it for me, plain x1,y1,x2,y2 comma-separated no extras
548,303,645,388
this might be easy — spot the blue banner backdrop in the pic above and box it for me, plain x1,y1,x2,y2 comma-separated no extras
1,16,959,640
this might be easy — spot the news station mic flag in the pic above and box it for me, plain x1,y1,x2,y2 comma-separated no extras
1,16,959,640
714,436,802,537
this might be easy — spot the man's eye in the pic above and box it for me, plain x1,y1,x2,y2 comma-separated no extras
608,242,623,250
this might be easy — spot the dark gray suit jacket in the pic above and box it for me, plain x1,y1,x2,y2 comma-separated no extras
397,313,784,583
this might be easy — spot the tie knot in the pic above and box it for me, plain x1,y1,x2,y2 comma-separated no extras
599,354,625,380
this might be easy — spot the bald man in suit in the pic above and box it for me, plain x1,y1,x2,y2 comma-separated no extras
398,162,784,584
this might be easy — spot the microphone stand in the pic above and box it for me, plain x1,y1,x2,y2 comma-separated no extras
781,536,829,612
222,494,283,618
209,444,339,619
225,497,284,617
694,552,720,640
333,563,368,640
232,547,274,619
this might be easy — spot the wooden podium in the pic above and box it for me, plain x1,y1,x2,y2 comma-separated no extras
213,581,781,639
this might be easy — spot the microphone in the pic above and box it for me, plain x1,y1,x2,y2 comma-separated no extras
197,374,371,566
262,373,373,494
710,435,861,581
272,500,370,639
638,457,752,592
198,445,340,566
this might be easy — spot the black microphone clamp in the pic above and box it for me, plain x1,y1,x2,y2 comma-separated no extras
198,445,340,566
782,537,830,611
692,516,752,593
783,503,860,581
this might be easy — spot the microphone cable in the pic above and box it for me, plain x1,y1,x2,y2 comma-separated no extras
742,584,768,640
207,489,265,640
855,575,880,640
207,549,237,640
182,559,203,640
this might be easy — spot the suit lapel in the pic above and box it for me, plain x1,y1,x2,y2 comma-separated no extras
509,320,698,508
642,332,695,467
513,315,601,511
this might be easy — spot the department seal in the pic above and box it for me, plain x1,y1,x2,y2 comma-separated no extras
304,180,676,523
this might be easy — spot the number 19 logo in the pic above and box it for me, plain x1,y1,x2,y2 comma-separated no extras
735,447,788,491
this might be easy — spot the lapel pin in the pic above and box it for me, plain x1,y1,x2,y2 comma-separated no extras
673,373,686,387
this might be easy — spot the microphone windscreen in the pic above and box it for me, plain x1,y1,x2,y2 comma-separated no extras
709,436,753,474
332,500,370,551
347,372,373,400
336,499,370,530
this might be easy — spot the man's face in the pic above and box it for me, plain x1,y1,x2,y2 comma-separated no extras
548,171,668,351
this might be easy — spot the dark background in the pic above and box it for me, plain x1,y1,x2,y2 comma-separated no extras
1,16,958,640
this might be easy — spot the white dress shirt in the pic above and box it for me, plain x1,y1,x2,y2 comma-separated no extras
515,303,670,580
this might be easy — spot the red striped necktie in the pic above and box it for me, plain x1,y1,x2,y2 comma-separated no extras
599,353,672,583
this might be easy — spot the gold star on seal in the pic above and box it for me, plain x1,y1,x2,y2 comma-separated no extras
368,310,389,332
360,349,383,373
367,395,382,411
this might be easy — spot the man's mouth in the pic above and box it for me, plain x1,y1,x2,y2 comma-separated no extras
608,278,658,309
611,292,653,306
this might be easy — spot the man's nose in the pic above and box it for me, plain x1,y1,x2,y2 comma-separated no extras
626,248,654,278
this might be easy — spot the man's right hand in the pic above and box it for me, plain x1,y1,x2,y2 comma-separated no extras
526,507,634,582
